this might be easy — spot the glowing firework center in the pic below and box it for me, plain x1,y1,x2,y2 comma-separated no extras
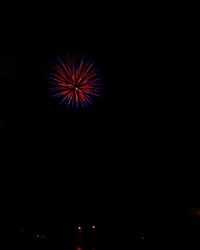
48,56,101,108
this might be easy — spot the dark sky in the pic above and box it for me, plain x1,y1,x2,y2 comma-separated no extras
0,4,197,239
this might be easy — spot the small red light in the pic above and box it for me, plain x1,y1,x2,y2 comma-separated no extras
195,209,200,217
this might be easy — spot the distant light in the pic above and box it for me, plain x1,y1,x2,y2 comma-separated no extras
92,225,96,229
78,226,82,230
76,247,83,250
35,234,46,239
195,209,200,217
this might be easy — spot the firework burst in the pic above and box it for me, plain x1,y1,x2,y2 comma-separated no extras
48,55,102,108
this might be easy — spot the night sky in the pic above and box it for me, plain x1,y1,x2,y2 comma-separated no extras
0,4,198,242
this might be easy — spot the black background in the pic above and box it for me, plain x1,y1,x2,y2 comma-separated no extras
0,3,198,242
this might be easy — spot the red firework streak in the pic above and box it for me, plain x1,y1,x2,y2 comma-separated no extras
48,55,101,108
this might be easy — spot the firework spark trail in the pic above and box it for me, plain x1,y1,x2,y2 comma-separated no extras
48,55,101,108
